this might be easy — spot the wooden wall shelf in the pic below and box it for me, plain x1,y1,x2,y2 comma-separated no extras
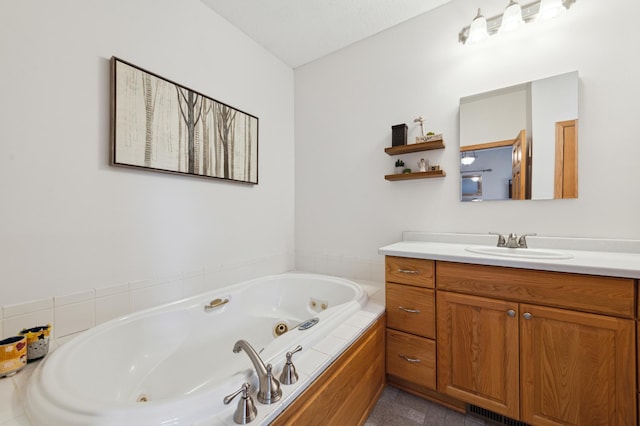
385,170,446,181
385,140,445,156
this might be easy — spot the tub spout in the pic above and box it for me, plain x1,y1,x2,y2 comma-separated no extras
233,340,282,404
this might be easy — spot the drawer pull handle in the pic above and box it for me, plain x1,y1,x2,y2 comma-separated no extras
399,354,421,363
398,306,421,314
397,269,419,274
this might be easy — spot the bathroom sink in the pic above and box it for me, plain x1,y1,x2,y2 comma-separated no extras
464,246,573,260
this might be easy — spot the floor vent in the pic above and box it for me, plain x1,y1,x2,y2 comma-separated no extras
467,404,529,426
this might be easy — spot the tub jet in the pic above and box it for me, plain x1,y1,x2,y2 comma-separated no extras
273,322,289,337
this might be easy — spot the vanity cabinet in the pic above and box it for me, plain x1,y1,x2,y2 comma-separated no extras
385,256,638,425
437,261,637,426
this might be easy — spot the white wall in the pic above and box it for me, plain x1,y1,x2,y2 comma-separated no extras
460,85,528,147
0,0,295,307
295,0,640,271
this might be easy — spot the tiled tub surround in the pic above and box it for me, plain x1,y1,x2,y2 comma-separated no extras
1,275,384,426
1,251,384,342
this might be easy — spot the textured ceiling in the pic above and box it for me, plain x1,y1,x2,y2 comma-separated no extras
200,0,453,68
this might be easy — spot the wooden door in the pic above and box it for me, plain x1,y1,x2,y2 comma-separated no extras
520,304,636,426
554,119,578,199
511,129,527,200
437,292,520,418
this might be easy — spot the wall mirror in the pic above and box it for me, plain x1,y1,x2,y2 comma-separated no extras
459,71,578,201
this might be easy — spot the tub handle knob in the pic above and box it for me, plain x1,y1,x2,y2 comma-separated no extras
223,382,257,424
279,345,302,385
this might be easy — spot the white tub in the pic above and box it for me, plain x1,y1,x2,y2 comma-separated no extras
26,273,368,425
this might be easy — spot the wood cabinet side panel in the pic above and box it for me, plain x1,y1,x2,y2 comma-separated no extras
272,315,385,426
436,261,635,318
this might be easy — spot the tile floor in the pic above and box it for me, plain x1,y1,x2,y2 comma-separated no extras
365,386,486,426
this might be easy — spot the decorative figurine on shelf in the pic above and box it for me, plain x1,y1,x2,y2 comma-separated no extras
394,159,405,174
418,158,428,172
414,115,443,143
413,116,426,137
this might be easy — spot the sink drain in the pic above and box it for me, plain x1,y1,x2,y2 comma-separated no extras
136,394,150,403
274,322,289,337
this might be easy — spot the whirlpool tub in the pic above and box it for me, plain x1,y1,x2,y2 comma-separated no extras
26,273,370,425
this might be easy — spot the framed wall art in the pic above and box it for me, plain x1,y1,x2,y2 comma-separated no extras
111,57,258,184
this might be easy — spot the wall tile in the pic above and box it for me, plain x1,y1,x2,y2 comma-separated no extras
95,292,130,325
130,286,159,313
183,269,205,297
3,310,53,338
0,317,3,340
129,277,157,291
54,300,95,338
353,257,372,280
54,289,94,306
372,258,385,282
3,298,52,319
95,282,129,298
156,280,183,306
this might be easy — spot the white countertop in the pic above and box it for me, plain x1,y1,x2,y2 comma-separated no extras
379,233,640,279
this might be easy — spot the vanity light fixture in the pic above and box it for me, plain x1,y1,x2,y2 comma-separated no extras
459,0,576,44
461,151,477,166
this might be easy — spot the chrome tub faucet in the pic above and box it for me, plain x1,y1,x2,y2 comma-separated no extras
233,339,282,404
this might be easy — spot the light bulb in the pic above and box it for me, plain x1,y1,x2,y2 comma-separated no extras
467,9,489,44
499,0,524,34
538,0,566,20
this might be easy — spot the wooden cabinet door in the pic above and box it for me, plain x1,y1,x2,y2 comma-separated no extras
437,291,520,418
520,304,636,426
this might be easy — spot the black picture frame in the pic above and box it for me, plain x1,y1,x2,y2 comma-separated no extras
111,57,259,184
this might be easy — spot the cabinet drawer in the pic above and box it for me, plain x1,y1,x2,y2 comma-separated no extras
386,329,436,390
386,283,435,338
437,261,636,318
386,256,434,288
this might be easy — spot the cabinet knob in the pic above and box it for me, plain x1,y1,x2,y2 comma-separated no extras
523,312,532,320
507,309,516,317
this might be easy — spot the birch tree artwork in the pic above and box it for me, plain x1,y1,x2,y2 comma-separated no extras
112,57,258,184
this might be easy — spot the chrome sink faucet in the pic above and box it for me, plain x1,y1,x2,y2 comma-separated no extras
233,339,282,404
491,232,536,248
